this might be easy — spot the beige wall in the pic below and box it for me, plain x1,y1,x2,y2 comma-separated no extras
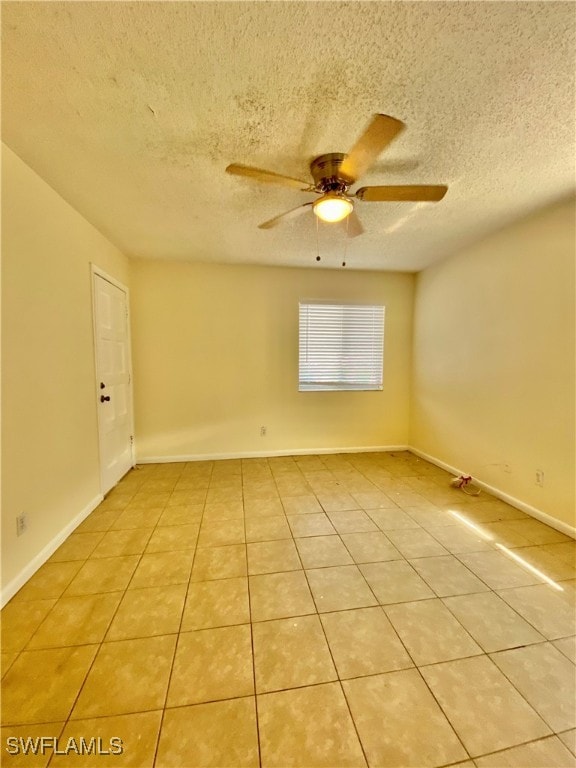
3,141,572,601
1,145,130,599
130,261,414,460
411,198,576,528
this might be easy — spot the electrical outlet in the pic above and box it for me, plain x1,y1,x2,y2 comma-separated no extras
535,469,544,487
260,426,267,437
16,513,28,536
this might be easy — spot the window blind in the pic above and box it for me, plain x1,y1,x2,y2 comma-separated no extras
299,302,385,391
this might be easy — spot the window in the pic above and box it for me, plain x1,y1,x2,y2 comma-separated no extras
299,302,385,391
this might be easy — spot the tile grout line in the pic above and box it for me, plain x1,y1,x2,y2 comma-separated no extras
356,470,570,758
37,465,179,757
324,467,474,765
39,478,146,767
478,650,567,737
300,457,482,764
150,459,214,768
3,454,573,764
242,460,263,768
436,591,550,655
347,473,562,760
277,455,373,768
38,722,68,768
436,732,574,766
50,466,183,763
22,482,147,754
493,580,575,639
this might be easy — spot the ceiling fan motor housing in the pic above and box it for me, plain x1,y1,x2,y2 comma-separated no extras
310,153,354,192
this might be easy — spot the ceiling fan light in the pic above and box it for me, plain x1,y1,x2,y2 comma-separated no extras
313,194,354,223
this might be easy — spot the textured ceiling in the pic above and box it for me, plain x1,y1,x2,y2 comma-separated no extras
2,2,575,271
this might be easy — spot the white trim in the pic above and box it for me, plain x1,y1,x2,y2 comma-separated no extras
1,494,103,608
90,264,130,294
90,264,136,493
408,446,576,540
137,445,410,464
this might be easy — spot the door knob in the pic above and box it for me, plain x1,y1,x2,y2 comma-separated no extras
100,395,111,402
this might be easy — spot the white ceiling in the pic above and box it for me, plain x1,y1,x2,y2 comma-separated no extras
2,2,575,271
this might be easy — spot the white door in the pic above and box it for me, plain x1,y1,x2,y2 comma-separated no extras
93,271,134,494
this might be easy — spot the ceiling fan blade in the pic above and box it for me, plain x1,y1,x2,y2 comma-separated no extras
356,185,448,202
258,202,314,229
226,163,311,191
339,210,364,238
340,114,405,182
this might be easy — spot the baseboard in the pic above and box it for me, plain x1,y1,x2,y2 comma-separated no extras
137,445,410,464
1,494,104,608
408,446,576,540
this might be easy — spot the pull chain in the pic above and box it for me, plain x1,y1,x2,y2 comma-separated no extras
342,215,349,267
314,216,350,267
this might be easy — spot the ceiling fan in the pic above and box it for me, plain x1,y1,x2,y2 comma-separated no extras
226,114,448,237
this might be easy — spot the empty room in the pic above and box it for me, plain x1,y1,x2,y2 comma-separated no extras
1,2,575,767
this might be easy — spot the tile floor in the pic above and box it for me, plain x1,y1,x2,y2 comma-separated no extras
1,451,575,767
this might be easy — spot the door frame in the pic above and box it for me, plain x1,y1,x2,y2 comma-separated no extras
90,263,136,494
